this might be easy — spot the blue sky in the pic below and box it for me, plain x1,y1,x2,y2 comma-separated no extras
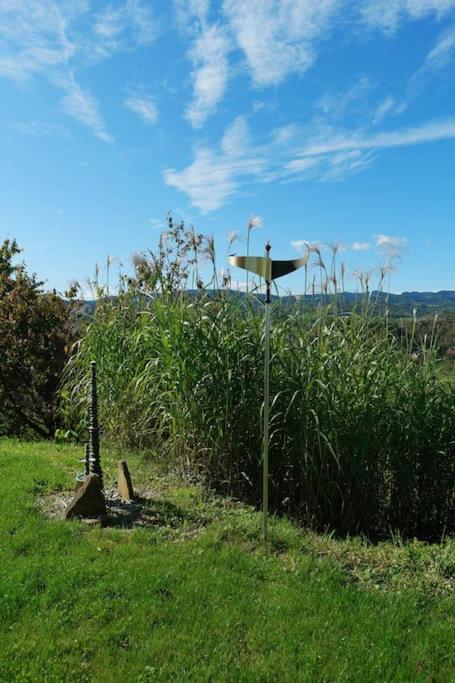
1,0,454,295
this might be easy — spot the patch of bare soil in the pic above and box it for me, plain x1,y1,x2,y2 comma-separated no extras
36,486,205,534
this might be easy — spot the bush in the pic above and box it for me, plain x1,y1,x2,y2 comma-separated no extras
0,239,72,438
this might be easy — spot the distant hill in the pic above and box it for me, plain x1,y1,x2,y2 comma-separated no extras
370,290,455,316
281,290,455,317
80,290,455,317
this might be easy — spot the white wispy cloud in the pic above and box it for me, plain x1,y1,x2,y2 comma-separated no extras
11,121,68,136
375,234,408,247
0,0,80,81
295,118,455,157
291,240,327,254
318,149,375,181
185,23,230,127
0,0,157,140
284,118,455,182
315,79,408,131
316,78,373,118
174,0,210,29
351,242,371,251
361,0,455,34
175,0,231,127
222,0,341,87
164,117,266,212
252,100,266,112
372,96,407,125
375,233,408,259
367,27,455,126
176,1,455,127
125,94,158,125
272,124,299,145
408,26,455,95
291,240,309,254
59,73,113,143
372,97,395,124
0,1,105,139
149,218,166,229
221,115,249,156
164,115,455,212
92,0,158,59
164,147,265,213
284,157,320,174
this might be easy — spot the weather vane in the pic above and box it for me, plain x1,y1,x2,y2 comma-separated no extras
229,243,308,543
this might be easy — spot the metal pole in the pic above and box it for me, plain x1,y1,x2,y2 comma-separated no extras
84,443,90,476
263,243,272,544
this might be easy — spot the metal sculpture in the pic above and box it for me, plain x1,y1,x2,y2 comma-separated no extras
229,243,308,543
75,361,103,488
88,361,103,486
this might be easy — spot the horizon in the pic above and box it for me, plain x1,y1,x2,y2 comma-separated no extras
1,1,454,294
60,281,455,300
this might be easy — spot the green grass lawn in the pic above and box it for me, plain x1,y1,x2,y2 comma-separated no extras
0,440,453,682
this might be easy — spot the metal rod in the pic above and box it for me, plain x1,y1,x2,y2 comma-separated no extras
84,443,90,476
263,243,272,544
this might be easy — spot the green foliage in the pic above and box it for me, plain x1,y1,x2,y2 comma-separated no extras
406,314,455,359
0,439,453,682
62,221,455,539
0,239,72,439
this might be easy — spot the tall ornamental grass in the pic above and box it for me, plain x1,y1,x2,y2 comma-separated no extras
63,217,454,539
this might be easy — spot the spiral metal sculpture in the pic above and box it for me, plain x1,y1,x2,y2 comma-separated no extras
76,361,103,488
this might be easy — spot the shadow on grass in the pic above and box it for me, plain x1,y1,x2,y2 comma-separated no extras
103,496,205,530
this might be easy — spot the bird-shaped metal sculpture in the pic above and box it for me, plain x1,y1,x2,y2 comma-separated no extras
229,243,308,543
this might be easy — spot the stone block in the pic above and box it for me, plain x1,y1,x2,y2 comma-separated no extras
65,474,106,520
117,460,135,501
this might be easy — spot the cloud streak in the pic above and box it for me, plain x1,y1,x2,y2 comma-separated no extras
164,147,265,213
178,0,348,127
59,73,113,142
177,1,455,128
351,241,371,251
361,0,455,34
125,94,158,125
0,0,158,140
296,118,455,157
408,26,455,96
222,0,341,87
185,23,230,127
375,234,408,247
11,121,68,137
0,0,79,81
92,0,158,59
291,240,310,254
164,116,455,212
164,116,267,212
